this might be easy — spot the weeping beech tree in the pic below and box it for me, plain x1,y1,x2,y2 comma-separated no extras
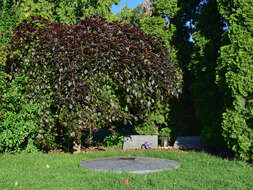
8,16,182,151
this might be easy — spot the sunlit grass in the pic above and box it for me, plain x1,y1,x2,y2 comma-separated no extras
0,150,252,190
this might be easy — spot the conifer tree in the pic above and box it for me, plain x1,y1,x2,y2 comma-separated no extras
188,0,226,146
216,0,253,160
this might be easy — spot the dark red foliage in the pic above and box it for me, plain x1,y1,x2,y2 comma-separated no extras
8,16,182,150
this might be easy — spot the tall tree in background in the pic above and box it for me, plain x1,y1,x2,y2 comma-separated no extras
216,0,253,160
188,0,226,146
140,0,178,49
113,0,179,48
0,0,120,24
111,3,146,27
169,0,203,137
173,0,253,159
53,0,120,23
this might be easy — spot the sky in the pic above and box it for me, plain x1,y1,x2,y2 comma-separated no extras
111,0,146,14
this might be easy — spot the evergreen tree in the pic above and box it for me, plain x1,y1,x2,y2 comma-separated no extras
169,0,203,137
216,0,253,160
188,0,226,146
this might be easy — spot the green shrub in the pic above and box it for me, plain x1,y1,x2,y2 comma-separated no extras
221,109,253,161
0,45,57,152
135,102,170,135
8,16,182,150
160,128,171,137
0,96,40,153
104,135,124,148
0,46,41,152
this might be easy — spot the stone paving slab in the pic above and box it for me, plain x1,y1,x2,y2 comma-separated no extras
80,157,180,174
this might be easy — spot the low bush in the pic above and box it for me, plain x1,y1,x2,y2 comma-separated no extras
8,16,182,150
135,102,170,136
221,109,253,161
104,135,124,148
0,46,43,152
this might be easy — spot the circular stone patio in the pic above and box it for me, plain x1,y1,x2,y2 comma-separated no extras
79,157,180,174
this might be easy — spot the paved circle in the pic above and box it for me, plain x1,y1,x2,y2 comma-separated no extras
79,157,180,174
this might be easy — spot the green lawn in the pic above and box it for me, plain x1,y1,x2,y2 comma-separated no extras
0,150,252,190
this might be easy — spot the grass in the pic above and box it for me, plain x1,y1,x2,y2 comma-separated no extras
0,150,252,190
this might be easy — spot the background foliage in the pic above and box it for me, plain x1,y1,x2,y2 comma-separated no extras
6,0,120,23
187,0,226,146
0,0,16,46
134,0,253,160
